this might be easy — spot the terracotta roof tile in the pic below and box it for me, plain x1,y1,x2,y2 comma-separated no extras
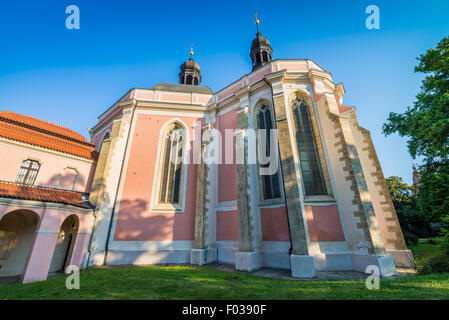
0,180,91,209
0,111,97,160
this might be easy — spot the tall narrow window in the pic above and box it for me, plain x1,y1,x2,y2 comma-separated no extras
257,104,281,200
16,160,40,185
292,97,327,196
158,124,185,206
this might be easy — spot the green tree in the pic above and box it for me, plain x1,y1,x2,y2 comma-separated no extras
383,36,449,234
385,176,429,244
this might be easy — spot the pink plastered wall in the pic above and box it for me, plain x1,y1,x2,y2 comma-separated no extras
216,211,238,241
0,141,94,192
260,206,290,242
305,205,345,242
113,114,203,241
217,109,237,202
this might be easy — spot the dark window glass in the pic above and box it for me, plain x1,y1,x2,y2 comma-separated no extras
16,160,40,185
292,97,327,196
262,51,268,62
186,75,193,85
193,77,199,85
257,105,281,200
256,53,261,65
159,125,185,204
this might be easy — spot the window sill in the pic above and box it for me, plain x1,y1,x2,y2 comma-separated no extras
151,203,184,213
258,198,285,207
303,195,336,203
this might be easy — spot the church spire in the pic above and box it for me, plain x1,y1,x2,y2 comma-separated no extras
179,44,201,85
250,12,273,71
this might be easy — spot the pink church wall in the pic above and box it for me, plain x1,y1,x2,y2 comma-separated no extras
216,211,238,241
305,205,345,242
260,206,290,242
0,141,94,193
218,109,237,202
113,114,202,241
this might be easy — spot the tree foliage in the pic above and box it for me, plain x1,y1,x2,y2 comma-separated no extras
383,36,449,161
385,176,430,244
383,36,449,236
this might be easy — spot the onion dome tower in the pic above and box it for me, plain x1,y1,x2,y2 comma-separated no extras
250,12,273,71
179,45,201,85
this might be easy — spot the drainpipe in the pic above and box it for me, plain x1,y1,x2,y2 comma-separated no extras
263,78,294,256
102,99,138,266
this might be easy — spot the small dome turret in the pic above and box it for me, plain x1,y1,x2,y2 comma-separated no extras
179,45,201,85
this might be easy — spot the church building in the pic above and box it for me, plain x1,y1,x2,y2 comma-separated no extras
0,17,413,283
86,18,413,278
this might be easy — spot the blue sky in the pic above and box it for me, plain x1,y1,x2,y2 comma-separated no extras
0,0,448,184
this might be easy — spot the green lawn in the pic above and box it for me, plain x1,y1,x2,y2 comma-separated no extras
0,238,448,300
0,265,447,300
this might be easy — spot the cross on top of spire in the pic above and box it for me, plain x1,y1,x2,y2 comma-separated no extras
255,12,260,35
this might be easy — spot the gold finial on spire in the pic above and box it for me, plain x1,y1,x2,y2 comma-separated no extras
190,44,194,59
254,12,260,34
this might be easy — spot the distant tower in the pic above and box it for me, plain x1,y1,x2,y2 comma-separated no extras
179,45,201,85
250,12,273,71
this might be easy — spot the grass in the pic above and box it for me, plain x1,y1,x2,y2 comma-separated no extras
408,237,446,268
0,266,448,300
0,238,448,300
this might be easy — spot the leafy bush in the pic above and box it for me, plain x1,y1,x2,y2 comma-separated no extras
418,238,449,274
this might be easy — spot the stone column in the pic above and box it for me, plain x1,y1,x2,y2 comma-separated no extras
191,125,217,265
233,105,263,272
87,110,133,266
266,71,316,278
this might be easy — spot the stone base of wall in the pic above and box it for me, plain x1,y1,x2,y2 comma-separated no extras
104,250,191,265
190,248,217,266
217,247,238,265
352,253,397,277
387,249,414,268
88,251,106,266
263,252,291,270
290,255,316,278
235,252,264,272
312,252,354,271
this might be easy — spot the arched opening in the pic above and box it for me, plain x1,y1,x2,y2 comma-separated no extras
291,96,327,196
155,122,186,209
256,52,262,65
48,215,79,275
262,51,268,63
256,103,281,200
193,77,199,85
186,75,193,85
0,210,39,281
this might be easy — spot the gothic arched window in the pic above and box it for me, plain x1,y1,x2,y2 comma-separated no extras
256,103,281,200
158,123,186,206
291,96,327,196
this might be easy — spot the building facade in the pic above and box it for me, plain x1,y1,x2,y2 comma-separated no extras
0,111,96,283
86,28,413,278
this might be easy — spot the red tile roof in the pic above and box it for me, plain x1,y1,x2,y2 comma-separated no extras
0,111,97,160
0,180,91,209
